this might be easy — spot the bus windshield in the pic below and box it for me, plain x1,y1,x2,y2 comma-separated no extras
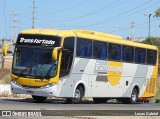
12,34,61,79
12,47,57,79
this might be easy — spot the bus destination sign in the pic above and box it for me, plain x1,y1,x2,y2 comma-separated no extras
16,34,61,47
19,38,55,45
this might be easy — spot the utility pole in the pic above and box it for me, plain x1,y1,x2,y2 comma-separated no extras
32,0,36,29
130,21,135,40
11,11,19,43
0,38,5,68
144,14,152,37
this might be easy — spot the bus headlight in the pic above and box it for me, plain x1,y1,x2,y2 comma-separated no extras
11,79,22,87
41,83,56,89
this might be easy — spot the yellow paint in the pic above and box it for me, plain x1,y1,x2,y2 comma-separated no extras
52,47,62,61
107,61,123,86
2,43,13,56
11,73,60,87
141,57,158,98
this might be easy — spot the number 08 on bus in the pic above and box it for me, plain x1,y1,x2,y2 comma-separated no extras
3,29,158,104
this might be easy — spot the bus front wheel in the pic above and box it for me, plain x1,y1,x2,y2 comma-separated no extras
32,95,47,103
66,86,83,104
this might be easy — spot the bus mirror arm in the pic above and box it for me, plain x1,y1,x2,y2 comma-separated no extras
52,47,62,61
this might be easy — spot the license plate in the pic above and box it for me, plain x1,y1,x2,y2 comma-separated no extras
26,90,34,94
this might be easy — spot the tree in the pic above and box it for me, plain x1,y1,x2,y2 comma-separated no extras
141,37,160,57
154,8,160,28
154,8,160,18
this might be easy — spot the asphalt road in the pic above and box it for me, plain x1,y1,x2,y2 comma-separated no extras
0,98,160,118
0,98,160,110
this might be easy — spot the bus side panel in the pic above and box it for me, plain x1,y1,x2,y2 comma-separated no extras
141,65,158,98
122,64,152,97
58,58,92,97
91,60,124,97
58,74,84,97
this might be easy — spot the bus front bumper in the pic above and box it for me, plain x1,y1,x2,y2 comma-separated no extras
11,80,58,97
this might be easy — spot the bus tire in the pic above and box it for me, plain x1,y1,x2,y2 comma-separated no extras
93,98,108,104
130,88,138,104
32,95,47,103
66,86,83,104
123,88,138,104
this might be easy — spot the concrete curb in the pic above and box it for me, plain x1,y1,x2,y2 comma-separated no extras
0,84,11,96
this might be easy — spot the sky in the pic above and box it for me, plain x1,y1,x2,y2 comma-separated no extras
0,0,160,42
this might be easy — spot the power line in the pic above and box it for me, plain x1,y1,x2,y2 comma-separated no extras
77,0,154,28
49,0,90,13
37,1,160,31
37,0,124,27
111,19,157,34
37,0,154,29
65,0,126,19
43,0,120,18
95,1,160,28
39,0,128,23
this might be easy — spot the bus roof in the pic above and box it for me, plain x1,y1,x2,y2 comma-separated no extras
20,28,76,37
19,28,158,50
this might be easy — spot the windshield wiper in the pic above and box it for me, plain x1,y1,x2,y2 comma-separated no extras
25,75,36,78
35,75,50,80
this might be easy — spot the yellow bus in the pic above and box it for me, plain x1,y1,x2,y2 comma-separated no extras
3,29,158,104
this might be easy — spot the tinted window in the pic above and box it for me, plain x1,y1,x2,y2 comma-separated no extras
147,50,157,65
135,48,146,64
108,43,121,61
76,38,92,58
122,46,134,62
60,37,75,77
93,41,107,59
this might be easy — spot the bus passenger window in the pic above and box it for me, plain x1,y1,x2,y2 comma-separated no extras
122,46,134,62
135,48,146,64
108,43,121,61
147,50,157,65
76,38,92,58
93,41,107,59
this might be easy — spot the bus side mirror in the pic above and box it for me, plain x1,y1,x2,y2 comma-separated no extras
2,43,14,56
2,44,9,56
52,47,62,61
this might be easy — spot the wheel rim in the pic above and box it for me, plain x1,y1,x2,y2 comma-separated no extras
74,89,81,100
131,90,137,102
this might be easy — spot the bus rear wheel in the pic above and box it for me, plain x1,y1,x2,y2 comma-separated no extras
93,98,108,104
32,95,47,103
122,88,138,104
66,87,83,104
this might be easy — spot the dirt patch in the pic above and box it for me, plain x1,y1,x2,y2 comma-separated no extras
0,68,11,84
